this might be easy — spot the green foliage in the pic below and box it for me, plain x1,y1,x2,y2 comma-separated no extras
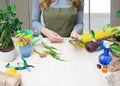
103,24,111,32
112,27,120,36
0,5,22,49
89,24,111,42
110,42,120,57
111,27,120,41
89,29,96,42
116,10,120,18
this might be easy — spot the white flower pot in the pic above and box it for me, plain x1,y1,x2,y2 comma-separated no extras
0,48,16,62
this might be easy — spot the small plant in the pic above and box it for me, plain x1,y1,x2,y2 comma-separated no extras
0,5,22,51
15,34,32,47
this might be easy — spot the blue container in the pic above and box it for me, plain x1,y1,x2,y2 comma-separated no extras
19,44,31,58
99,48,112,66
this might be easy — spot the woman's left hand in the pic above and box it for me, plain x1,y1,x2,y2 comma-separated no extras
70,30,81,40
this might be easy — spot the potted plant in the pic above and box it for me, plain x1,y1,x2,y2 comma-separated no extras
109,10,120,58
0,5,22,61
110,28,120,58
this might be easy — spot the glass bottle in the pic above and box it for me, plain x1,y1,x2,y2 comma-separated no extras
99,48,112,66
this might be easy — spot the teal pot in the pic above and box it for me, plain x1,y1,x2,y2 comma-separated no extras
19,44,31,58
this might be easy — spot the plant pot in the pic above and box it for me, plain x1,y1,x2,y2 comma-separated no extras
19,44,31,58
0,48,16,62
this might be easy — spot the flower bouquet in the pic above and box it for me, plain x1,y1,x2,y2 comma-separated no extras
15,33,32,58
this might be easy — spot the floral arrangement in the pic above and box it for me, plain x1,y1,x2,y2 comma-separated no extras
15,34,32,47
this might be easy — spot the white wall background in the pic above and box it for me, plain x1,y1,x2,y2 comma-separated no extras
84,0,110,13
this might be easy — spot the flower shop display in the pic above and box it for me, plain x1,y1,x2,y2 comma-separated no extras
0,5,22,62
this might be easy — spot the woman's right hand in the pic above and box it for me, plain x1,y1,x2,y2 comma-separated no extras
41,27,63,43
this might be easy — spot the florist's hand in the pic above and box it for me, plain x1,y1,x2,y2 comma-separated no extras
70,30,82,40
41,27,63,43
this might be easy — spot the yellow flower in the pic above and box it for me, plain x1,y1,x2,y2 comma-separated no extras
38,51,47,58
15,34,32,46
5,68,21,77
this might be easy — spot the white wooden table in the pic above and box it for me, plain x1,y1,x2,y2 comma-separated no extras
0,38,109,86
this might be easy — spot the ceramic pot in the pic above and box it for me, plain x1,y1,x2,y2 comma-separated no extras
0,48,16,62
19,44,31,58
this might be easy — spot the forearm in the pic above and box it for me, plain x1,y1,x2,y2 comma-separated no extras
73,0,84,34
32,20,43,33
73,22,83,34
32,0,43,33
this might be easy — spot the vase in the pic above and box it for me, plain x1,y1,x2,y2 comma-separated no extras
19,44,31,58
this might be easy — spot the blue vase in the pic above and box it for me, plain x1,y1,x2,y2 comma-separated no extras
99,48,112,66
19,44,31,58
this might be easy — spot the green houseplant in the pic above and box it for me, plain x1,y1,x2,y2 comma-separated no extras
0,5,22,61
109,10,120,58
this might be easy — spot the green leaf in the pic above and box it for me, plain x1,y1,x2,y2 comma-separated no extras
89,29,96,42
110,43,120,57
103,24,111,32
116,10,120,18
111,27,120,34
1,29,7,42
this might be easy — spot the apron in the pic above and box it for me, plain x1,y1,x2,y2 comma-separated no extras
42,7,78,37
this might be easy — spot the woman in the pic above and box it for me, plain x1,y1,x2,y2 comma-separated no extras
32,0,84,42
